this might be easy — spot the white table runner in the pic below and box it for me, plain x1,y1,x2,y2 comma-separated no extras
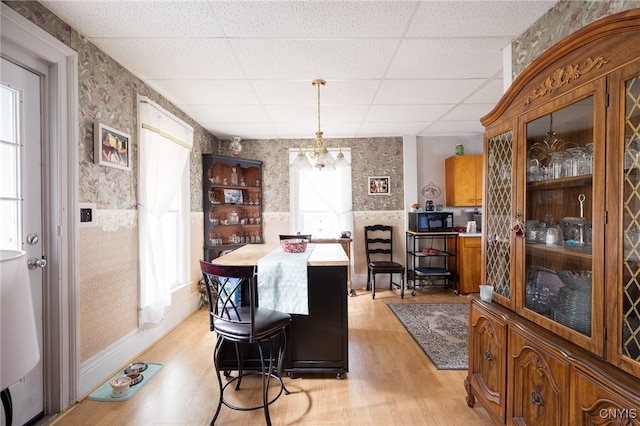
257,244,313,315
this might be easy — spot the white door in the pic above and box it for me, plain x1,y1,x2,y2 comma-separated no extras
1,57,45,426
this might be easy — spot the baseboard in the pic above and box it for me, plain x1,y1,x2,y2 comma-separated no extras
77,292,200,398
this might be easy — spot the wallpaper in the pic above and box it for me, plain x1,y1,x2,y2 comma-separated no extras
213,136,405,213
512,0,640,78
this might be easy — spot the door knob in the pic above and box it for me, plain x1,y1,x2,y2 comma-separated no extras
27,257,47,269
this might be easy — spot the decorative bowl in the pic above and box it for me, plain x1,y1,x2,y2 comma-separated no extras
281,239,307,253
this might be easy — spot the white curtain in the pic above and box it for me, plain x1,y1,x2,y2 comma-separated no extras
138,96,193,328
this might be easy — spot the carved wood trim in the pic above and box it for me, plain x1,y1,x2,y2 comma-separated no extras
517,345,562,395
523,57,609,105
581,398,637,425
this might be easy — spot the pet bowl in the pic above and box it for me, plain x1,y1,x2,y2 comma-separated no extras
281,239,308,253
124,361,148,375
126,372,144,386
110,376,132,397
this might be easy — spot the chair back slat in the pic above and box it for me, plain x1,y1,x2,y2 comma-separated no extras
200,260,256,335
364,225,395,263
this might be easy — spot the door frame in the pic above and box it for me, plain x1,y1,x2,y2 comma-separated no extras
1,4,79,414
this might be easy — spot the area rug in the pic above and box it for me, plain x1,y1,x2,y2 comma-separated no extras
388,303,468,370
87,363,164,401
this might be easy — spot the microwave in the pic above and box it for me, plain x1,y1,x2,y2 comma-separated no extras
408,211,454,232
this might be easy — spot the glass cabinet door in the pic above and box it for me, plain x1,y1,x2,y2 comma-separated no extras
485,130,514,305
523,97,596,343
621,74,640,367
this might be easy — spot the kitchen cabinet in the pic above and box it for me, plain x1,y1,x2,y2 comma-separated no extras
202,155,262,261
457,235,482,294
466,9,640,423
445,154,483,206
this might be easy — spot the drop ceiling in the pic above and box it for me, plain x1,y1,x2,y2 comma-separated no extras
39,0,558,140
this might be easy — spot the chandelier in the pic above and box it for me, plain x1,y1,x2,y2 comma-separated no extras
290,79,349,170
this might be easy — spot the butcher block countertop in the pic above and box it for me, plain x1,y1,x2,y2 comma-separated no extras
211,242,349,267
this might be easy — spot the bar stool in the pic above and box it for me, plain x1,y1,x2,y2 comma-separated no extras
200,260,291,425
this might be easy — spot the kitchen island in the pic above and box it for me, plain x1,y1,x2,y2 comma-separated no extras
211,243,349,378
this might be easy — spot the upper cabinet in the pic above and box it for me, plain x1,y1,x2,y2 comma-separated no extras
445,154,483,206
481,9,640,377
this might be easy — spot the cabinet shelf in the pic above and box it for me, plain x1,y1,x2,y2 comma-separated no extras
526,242,592,259
209,184,260,190
526,174,592,190
410,251,454,257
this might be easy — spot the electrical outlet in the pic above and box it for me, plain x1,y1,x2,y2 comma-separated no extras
79,203,97,227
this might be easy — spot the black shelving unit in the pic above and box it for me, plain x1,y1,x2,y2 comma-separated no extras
406,231,459,295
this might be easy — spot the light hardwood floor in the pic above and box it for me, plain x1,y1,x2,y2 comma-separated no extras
50,287,493,425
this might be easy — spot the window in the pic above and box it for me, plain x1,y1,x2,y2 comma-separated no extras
0,84,21,250
138,96,193,328
289,148,353,238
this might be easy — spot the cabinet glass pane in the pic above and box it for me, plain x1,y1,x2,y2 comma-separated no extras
485,131,513,299
622,76,640,361
524,97,594,336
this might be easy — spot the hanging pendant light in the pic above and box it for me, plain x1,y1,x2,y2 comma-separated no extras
290,79,346,170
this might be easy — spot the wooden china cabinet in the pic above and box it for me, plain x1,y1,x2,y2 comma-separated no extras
202,155,263,261
465,10,640,425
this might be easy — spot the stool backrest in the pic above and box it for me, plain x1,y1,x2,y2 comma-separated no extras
200,260,256,335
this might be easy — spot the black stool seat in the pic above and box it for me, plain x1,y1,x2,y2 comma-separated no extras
214,308,291,341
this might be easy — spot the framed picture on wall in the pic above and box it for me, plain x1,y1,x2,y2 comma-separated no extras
94,122,131,171
368,176,390,195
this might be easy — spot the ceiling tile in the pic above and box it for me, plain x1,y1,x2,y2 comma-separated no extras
365,104,453,122
388,38,511,79
211,1,418,38
91,38,243,80
42,1,225,37
374,80,486,104
148,80,260,105
407,1,557,37
230,39,400,80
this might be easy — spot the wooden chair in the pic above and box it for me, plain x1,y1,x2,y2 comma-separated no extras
200,261,291,426
364,225,405,299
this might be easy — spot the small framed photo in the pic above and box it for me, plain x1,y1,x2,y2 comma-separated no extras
368,176,390,195
224,189,243,204
94,122,131,171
